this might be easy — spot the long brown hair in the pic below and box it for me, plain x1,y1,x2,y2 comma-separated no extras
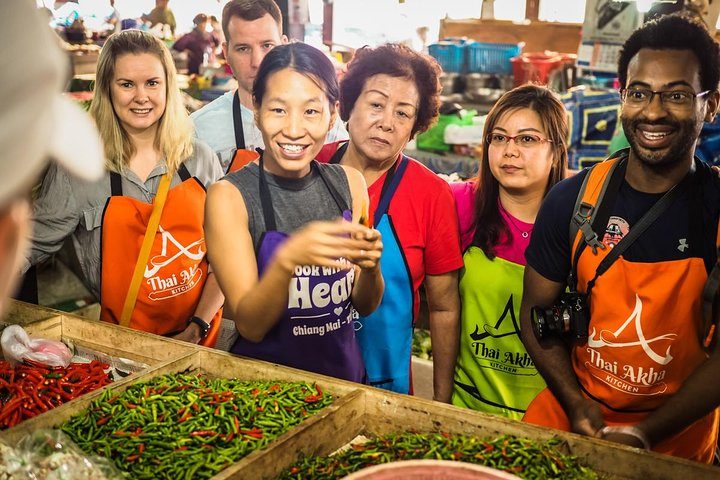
470,84,568,258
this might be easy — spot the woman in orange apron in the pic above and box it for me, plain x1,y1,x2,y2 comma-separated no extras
25,30,224,346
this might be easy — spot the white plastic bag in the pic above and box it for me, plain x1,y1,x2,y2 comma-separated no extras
0,325,72,368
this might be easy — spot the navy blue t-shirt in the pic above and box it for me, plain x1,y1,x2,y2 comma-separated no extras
526,158,720,284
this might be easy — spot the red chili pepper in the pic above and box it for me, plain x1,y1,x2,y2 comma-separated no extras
96,416,110,426
126,454,141,462
177,413,192,423
138,443,145,454
239,427,263,439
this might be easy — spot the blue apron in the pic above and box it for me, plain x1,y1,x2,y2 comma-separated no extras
231,155,366,383
332,144,414,393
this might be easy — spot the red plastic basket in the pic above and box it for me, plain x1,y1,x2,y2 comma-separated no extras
510,52,575,86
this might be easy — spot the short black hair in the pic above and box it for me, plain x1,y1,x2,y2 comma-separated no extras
618,13,720,91
253,43,339,108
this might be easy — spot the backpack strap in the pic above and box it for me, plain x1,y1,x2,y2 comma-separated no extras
568,153,627,290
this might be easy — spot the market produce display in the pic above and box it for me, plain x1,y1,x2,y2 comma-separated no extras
0,359,111,429
277,432,603,479
61,373,333,480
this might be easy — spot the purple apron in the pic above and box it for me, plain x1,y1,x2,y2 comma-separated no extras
231,157,366,383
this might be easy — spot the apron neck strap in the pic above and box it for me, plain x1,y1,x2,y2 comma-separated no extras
110,171,123,196
374,155,409,226
232,90,246,150
119,172,172,327
329,141,349,165
110,163,189,197
258,155,349,232
258,154,276,231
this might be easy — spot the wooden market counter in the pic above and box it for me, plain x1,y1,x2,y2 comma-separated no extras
1,301,719,480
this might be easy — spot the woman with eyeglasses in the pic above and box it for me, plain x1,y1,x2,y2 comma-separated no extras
451,84,568,419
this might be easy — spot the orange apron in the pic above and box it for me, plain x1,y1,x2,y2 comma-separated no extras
524,158,719,463
226,91,259,173
99,164,221,347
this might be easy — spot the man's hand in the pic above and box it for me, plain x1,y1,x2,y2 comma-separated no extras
567,397,605,437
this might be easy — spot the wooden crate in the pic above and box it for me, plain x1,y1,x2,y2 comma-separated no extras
2,299,65,325
246,387,720,480
0,310,197,438
15,312,195,367
0,348,366,479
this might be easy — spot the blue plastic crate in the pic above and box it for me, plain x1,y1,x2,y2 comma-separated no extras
466,42,522,75
428,42,465,73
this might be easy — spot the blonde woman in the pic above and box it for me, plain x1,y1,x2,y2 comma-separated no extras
22,30,224,346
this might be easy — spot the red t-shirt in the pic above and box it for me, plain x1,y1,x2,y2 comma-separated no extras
318,142,463,321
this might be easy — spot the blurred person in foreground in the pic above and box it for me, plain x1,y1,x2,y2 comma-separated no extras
316,44,463,402
0,0,103,317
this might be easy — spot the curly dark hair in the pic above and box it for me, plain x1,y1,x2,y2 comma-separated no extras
340,44,441,138
618,12,720,91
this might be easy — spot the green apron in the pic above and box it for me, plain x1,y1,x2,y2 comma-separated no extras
452,247,546,420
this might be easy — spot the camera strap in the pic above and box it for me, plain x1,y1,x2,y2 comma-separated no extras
584,168,694,299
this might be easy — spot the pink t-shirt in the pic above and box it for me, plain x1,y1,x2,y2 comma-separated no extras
450,180,531,266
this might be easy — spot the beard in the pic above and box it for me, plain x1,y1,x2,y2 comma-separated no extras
621,114,700,172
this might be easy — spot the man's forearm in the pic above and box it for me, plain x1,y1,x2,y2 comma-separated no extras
637,349,720,447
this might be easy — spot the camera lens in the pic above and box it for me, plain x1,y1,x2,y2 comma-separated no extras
531,306,549,339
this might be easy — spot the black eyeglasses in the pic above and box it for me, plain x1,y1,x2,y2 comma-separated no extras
486,133,553,148
619,87,711,109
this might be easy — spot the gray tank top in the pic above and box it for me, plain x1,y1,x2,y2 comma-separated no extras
224,161,352,249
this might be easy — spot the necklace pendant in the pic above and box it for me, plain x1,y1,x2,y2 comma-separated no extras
522,232,529,238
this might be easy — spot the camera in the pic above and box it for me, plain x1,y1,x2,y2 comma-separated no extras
531,292,589,339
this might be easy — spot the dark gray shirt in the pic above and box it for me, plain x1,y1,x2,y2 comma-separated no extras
224,161,351,251
23,139,223,298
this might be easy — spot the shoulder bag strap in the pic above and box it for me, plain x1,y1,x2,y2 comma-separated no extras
119,172,172,328
584,170,693,299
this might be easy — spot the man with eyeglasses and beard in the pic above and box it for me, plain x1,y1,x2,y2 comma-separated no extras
518,13,720,463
